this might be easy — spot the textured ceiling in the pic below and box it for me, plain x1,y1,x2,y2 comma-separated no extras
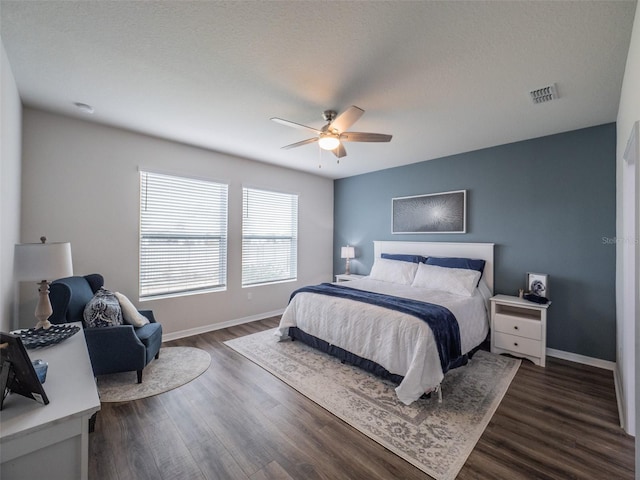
1,1,636,179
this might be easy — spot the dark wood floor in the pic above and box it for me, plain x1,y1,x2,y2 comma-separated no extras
89,317,635,480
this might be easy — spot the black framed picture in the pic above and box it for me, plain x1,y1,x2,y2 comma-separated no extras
0,332,49,410
526,272,549,298
392,190,466,234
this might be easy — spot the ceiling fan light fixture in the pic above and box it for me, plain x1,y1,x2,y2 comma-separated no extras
272,106,391,159
318,134,340,151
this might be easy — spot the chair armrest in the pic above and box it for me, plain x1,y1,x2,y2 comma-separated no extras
138,310,157,323
84,324,144,344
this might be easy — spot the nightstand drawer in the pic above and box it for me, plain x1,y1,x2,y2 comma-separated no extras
494,313,542,340
494,331,541,358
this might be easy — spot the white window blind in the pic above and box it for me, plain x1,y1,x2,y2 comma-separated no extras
242,188,298,286
140,171,228,299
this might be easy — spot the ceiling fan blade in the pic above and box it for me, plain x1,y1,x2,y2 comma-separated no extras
329,106,364,133
281,137,318,150
271,117,322,135
340,132,392,143
332,143,347,158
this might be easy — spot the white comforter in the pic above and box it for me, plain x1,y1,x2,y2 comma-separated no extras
276,277,490,405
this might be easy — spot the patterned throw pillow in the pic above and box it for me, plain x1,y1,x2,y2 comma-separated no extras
83,288,124,328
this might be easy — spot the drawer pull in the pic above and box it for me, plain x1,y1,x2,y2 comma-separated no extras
514,326,519,330
514,342,518,347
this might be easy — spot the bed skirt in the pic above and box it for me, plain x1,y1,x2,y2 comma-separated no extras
288,326,487,390
288,326,406,384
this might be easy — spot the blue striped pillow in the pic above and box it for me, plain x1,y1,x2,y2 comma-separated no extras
381,253,426,263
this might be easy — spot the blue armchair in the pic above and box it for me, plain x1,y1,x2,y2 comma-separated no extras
49,274,162,383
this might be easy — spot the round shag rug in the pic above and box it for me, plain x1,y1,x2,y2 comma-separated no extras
96,346,211,402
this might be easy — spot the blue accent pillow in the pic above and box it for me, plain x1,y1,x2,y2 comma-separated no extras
425,256,486,277
381,253,426,264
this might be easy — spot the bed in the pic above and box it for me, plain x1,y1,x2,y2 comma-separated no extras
275,241,495,405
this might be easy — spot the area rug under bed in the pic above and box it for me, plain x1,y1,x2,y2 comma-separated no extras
225,328,520,480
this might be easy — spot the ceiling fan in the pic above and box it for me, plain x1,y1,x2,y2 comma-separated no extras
271,105,392,158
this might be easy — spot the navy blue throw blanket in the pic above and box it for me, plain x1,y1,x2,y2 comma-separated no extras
289,283,462,374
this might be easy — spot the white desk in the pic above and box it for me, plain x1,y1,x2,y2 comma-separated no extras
0,323,100,480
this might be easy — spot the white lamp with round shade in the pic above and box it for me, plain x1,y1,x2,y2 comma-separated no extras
340,245,355,275
14,237,73,329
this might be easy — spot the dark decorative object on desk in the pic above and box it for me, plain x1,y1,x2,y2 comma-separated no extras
18,324,80,349
32,359,48,383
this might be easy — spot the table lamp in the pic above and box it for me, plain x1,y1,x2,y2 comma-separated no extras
14,237,73,329
341,245,355,275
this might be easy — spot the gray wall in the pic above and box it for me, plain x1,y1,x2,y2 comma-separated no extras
334,123,616,361
20,108,334,338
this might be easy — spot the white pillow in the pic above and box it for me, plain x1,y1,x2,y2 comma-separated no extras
369,258,418,285
477,278,492,302
114,292,150,327
411,263,481,297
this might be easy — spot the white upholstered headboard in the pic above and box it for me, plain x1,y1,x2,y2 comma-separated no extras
373,241,495,294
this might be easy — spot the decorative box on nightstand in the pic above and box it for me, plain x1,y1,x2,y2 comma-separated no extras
490,294,551,367
335,274,365,282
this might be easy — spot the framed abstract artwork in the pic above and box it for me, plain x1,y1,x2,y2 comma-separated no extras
392,190,466,234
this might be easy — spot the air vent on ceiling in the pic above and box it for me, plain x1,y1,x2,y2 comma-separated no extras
530,84,558,104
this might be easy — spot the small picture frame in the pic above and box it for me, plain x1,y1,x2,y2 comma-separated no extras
526,272,548,298
1,332,49,410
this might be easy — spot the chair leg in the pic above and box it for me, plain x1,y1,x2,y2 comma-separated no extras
155,350,160,360
137,369,142,383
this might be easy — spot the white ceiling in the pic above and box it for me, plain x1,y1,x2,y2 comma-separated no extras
1,1,636,179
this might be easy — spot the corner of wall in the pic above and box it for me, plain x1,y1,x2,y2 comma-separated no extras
0,40,23,333
615,0,639,439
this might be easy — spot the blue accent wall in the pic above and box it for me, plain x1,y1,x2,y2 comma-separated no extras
334,123,616,361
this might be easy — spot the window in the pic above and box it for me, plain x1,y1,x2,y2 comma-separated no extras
242,187,298,286
139,171,228,299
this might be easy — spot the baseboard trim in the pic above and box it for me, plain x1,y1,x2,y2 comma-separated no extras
613,365,626,430
546,348,615,371
161,309,285,342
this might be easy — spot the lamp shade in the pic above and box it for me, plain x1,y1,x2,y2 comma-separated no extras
14,242,73,282
341,246,355,259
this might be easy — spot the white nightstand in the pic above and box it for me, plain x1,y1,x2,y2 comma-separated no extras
490,294,551,367
335,274,365,282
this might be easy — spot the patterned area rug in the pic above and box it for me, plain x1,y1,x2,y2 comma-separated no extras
96,347,211,402
225,329,520,480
